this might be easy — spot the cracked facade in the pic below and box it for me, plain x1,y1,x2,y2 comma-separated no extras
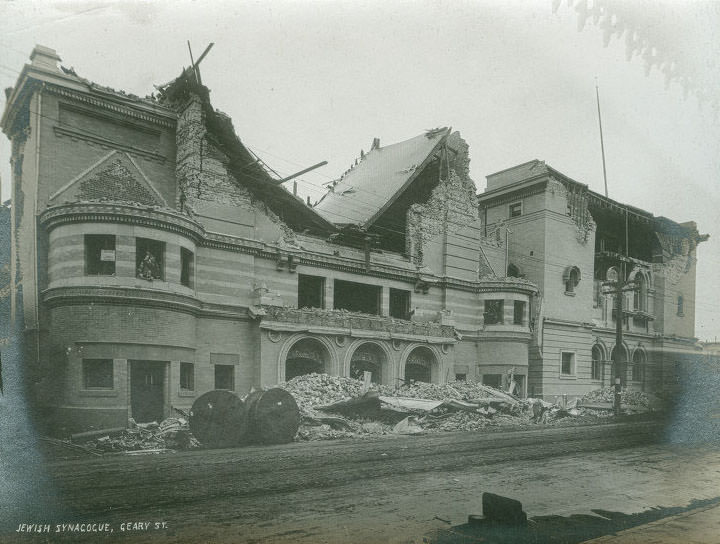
0,46,706,433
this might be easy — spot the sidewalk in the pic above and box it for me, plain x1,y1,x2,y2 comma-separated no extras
583,502,720,544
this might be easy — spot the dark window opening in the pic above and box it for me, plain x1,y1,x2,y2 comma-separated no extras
591,346,603,380
677,295,684,316
286,359,324,380
180,362,194,391
350,360,381,383
484,300,504,325
85,234,116,276
83,358,113,389
482,374,502,389
507,263,520,277
214,364,234,390
632,351,645,382
136,238,165,280
180,248,194,288
334,279,381,315
513,300,525,325
561,352,574,375
509,202,522,218
565,268,579,294
455,373,467,382
405,364,431,383
298,274,325,309
389,288,411,320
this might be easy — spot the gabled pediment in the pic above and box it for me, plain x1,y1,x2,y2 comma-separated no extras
50,151,167,206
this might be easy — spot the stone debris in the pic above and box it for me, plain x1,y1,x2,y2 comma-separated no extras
278,373,628,441
578,387,664,414
78,417,200,453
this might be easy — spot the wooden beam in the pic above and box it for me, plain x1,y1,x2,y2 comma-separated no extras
272,161,328,184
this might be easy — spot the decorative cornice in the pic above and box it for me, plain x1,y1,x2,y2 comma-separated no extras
40,202,205,243
53,125,166,163
42,285,250,320
45,84,175,128
478,180,548,207
543,317,595,329
251,305,457,340
475,330,532,343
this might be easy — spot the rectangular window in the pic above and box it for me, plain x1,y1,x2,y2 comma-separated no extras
82,358,113,389
214,364,234,391
85,234,116,275
484,300,504,325
136,238,165,280
180,248,194,288
298,274,325,309
482,374,502,389
561,352,575,376
513,300,525,325
591,359,602,380
455,373,467,382
333,279,381,315
389,288,411,320
180,362,194,391
509,202,522,218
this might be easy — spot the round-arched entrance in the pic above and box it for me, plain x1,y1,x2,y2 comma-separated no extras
348,342,387,384
285,337,331,380
403,346,438,383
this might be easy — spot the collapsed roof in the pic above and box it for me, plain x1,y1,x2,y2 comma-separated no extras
314,128,452,227
157,67,336,234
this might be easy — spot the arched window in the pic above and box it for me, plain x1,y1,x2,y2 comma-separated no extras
285,338,331,381
633,273,648,312
591,345,603,381
632,350,645,382
563,266,581,294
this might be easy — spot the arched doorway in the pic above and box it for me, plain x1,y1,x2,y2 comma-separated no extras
285,338,330,380
632,349,646,385
611,344,629,387
349,343,386,384
404,346,437,383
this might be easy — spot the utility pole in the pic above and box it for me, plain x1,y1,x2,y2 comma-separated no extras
602,211,636,416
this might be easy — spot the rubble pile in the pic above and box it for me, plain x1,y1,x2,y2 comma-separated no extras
278,374,542,440
80,417,200,453
579,387,661,413
279,374,365,415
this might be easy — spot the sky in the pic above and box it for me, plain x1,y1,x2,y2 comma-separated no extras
0,0,718,340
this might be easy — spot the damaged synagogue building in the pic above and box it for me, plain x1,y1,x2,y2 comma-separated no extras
1,46,706,433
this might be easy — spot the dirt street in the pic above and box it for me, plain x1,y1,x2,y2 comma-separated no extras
3,420,720,544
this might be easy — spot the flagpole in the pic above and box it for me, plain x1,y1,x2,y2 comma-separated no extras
596,80,609,198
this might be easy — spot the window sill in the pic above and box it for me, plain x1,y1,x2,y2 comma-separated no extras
559,374,577,380
79,389,117,397
564,292,576,297
178,390,196,397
